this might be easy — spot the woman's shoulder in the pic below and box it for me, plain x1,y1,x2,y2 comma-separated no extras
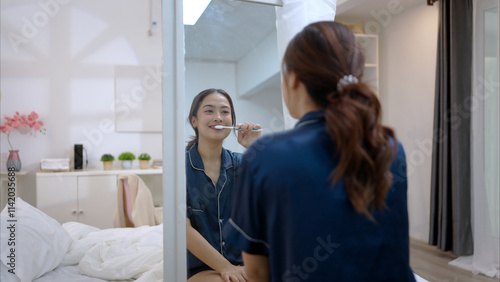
391,138,407,162
388,138,407,185
385,136,406,159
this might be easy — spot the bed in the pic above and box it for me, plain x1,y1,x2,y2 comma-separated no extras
1,198,429,282
0,198,163,282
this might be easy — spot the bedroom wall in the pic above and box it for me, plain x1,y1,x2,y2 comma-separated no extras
0,0,163,205
378,3,439,241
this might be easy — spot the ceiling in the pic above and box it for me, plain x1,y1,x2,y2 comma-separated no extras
183,0,426,62
184,0,277,62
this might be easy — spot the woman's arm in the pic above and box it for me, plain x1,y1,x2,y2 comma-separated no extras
186,218,247,281
242,252,270,282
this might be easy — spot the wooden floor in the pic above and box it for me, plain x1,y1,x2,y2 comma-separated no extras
410,239,499,282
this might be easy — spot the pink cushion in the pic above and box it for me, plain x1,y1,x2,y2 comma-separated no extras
123,179,134,225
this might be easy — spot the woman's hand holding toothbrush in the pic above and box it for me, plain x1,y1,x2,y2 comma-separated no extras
235,122,262,148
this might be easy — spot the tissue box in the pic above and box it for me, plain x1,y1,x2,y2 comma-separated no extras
40,158,70,172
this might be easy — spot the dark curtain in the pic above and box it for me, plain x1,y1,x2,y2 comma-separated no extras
429,0,473,256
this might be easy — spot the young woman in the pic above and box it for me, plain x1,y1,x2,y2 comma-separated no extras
185,88,261,282
225,22,416,281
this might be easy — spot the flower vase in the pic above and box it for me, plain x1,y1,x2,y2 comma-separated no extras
7,150,22,171
139,160,150,169
102,161,113,171
121,160,133,169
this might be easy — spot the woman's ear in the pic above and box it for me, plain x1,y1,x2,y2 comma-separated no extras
291,72,301,89
285,71,300,90
190,116,197,128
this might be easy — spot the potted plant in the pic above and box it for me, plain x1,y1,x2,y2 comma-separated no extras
138,153,151,169
118,152,136,169
100,154,114,170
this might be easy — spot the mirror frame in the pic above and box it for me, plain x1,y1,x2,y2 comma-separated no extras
162,0,187,280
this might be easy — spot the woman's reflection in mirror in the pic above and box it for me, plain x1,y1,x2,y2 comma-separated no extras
186,89,261,282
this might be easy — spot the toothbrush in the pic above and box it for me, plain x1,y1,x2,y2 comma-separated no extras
214,125,262,131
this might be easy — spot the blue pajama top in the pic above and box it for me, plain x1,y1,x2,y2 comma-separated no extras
186,143,243,278
224,110,416,282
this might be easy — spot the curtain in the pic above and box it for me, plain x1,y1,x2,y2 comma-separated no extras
429,0,474,256
449,0,500,278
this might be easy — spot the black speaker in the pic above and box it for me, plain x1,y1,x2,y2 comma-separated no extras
74,144,83,169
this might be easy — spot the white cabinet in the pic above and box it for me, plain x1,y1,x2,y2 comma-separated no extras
37,175,78,225
355,34,379,96
36,168,162,229
36,175,117,229
77,175,117,228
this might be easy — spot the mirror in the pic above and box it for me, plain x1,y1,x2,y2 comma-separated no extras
182,0,285,278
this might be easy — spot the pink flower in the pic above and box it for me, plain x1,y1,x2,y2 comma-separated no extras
0,125,12,133
32,121,43,131
1,111,46,151
29,111,39,120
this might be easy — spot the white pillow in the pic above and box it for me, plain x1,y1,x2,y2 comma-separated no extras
0,197,72,282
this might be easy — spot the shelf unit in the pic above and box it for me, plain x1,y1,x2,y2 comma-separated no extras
355,33,379,96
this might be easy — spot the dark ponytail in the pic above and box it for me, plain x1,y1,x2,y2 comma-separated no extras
325,82,396,219
283,21,397,219
186,89,236,150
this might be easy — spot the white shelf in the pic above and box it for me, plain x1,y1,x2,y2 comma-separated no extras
1,171,29,176
36,168,163,177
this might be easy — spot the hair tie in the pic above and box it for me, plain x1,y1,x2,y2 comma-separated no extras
337,74,359,92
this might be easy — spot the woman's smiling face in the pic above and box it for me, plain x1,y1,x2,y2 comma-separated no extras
191,92,233,142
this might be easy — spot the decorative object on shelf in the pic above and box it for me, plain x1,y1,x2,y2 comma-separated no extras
7,150,22,171
40,158,70,172
118,152,136,169
344,21,363,34
138,153,151,169
151,159,162,169
0,111,46,172
100,154,115,170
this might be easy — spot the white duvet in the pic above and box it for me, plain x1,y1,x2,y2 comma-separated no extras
60,222,163,281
